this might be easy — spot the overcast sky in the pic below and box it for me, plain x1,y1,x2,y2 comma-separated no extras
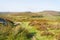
0,0,60,12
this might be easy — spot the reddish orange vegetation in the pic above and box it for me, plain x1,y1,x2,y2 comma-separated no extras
29,19,48,31
29,19,60,30
41,31,54,36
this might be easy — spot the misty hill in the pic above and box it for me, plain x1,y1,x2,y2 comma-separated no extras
0,11,60,16
38,11,60,16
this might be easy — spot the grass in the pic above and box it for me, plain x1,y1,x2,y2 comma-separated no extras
0,14,60,40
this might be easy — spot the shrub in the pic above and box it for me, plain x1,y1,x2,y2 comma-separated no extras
41,31,54,36
55,33,60,40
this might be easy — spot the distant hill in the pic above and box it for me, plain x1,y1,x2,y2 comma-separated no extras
0,11,60,16
38,11,60,16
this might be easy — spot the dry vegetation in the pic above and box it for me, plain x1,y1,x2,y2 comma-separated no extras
0,11,60,40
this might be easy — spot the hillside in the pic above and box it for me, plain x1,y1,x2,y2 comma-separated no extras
0,11,60,40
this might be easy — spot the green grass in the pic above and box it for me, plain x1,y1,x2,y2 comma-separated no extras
0,15,60,40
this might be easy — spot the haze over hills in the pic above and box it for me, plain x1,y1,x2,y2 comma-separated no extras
0,11,60,17
39,11,60,15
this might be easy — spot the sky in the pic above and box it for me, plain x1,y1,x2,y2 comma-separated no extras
0,0,60,12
